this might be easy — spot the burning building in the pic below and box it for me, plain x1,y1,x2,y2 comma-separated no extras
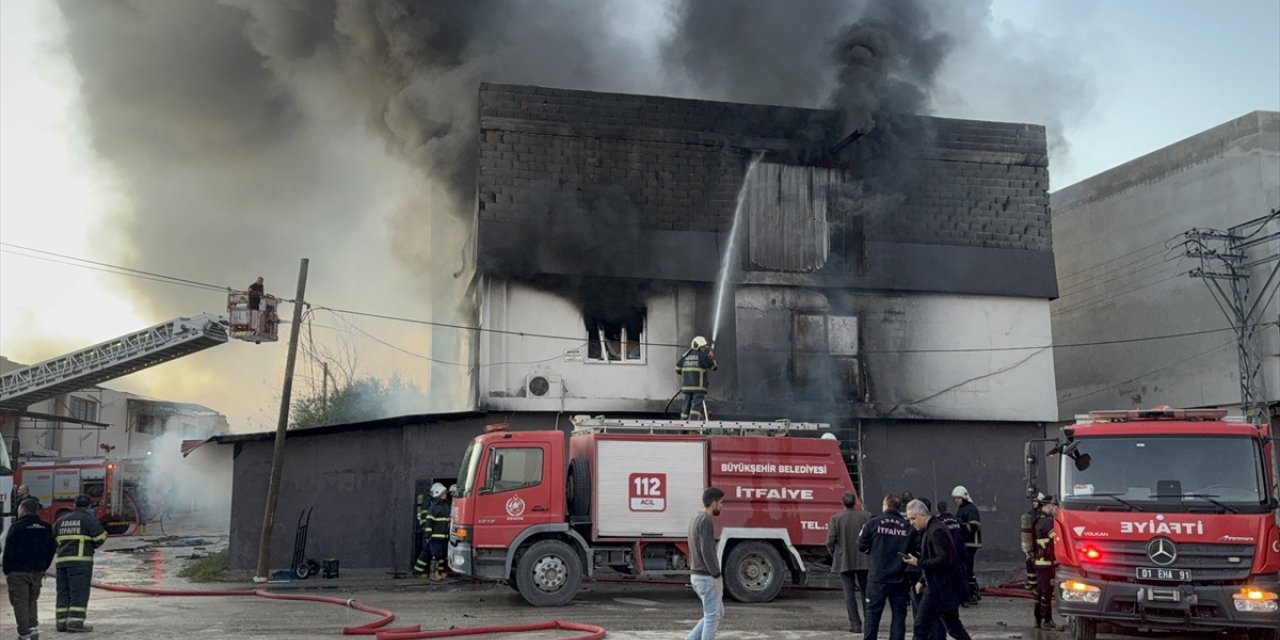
218,83,1057,571
471,83,1058,550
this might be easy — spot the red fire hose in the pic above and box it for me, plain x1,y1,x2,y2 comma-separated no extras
88,581,606,639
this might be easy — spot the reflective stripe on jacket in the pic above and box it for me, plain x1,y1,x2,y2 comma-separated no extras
1033,512,1056,566
54,509,107,564
426,499,451,539
676,349,718,392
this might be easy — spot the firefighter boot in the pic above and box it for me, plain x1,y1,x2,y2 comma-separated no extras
56,622,67,633
66,622,94,633
1039,603,1065,632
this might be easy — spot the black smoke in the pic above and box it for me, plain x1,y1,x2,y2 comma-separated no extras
51,0,1091,418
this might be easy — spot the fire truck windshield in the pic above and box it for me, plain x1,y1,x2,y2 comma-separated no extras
456,441,483,498
1061,435,1269,513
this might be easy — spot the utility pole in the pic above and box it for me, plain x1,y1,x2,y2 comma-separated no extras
322,362,330,410
1182,209,1280,425
254,258,309,582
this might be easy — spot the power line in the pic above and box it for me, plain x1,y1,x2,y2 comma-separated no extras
1,242,228,293
865,321,1276,354
1052,269,1190,317
5,242,1268,358
1055,252,1177,300
1055,236,1175,284
1061,339,1235,404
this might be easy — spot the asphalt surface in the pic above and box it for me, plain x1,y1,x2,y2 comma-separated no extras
0,530,1252,639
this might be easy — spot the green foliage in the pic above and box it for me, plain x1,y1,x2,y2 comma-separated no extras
178,551,229,582
291,374,428,428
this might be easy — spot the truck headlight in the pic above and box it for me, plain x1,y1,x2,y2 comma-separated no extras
1233,587,1279,613
1060,580,1101,604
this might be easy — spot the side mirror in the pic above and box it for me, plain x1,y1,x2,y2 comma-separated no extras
1074,453,1092,472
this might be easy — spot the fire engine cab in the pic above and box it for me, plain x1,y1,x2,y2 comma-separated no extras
1027,408,1279,640
448,415,858,606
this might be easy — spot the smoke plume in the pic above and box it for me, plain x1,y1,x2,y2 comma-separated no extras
51,0,1091,426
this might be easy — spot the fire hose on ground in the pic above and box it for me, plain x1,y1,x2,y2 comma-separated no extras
86,581,606,640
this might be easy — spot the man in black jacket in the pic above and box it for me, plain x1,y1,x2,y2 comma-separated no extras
857,494,912,640
903,500,972,640
4,498,57,640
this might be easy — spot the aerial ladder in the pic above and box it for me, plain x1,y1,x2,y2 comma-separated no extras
0,291,281,411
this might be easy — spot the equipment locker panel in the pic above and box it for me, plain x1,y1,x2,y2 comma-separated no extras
596,439,705,537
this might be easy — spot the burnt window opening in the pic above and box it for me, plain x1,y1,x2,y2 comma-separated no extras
584,306,646,363
793,313,866,402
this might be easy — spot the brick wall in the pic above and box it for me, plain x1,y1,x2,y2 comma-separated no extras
476,83,1052,281
876,118,1052,252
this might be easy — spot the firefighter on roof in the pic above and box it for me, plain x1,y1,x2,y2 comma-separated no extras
414,483,452,581
676,336,718,420
53,494,107,633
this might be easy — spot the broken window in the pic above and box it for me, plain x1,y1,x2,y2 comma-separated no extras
793,313,864,401
584,306,646,363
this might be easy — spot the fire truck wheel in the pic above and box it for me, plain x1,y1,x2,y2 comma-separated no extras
1068,615,1097,640
514,539,582,607
566,457,591,517
723,541,784,603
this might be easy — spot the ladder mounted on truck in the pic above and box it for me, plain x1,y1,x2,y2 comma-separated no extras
571,415,829,437
0,314,229,411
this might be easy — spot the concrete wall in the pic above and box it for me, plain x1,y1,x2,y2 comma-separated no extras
1051,111,1280,419
224,414,562,571
735,287,1058,422
224,411,1043,569
860,419,1051,561
478,280,704,413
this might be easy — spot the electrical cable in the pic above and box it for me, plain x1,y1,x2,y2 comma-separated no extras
1060,339,1235,405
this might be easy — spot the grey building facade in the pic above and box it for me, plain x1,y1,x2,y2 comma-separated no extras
1051,111,1280,420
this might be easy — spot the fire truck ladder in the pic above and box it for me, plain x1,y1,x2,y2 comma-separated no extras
571,415,830,436
0,314,228,411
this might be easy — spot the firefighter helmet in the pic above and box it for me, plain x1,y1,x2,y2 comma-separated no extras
430,483,446,499
691,336,708,349
951,485,971,501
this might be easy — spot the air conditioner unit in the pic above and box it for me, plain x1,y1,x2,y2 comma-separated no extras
525,374,563,399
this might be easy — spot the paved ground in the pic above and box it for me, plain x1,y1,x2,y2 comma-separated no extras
0,529,1248,639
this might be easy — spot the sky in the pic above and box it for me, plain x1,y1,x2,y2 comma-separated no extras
0,0,1277,433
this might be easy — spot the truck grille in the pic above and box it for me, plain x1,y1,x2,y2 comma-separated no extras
1081,541,1254,583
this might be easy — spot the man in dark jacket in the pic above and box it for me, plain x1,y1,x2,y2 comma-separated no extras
5,499,57,640
828,491,872,633
934,501,969,603
904,500,972,640
676,336,718,420
951,486,982,604
54,495,107,633
857,494,912,640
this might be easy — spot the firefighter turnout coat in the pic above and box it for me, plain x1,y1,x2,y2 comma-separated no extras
676,348,718,392
54,509,107,565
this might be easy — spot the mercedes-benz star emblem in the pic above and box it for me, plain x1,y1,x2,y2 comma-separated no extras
1147,537,1178,566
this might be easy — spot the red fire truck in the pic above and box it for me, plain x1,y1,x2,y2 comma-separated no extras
1026,408,1279,640
447,416,857,606
16,457,152,536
